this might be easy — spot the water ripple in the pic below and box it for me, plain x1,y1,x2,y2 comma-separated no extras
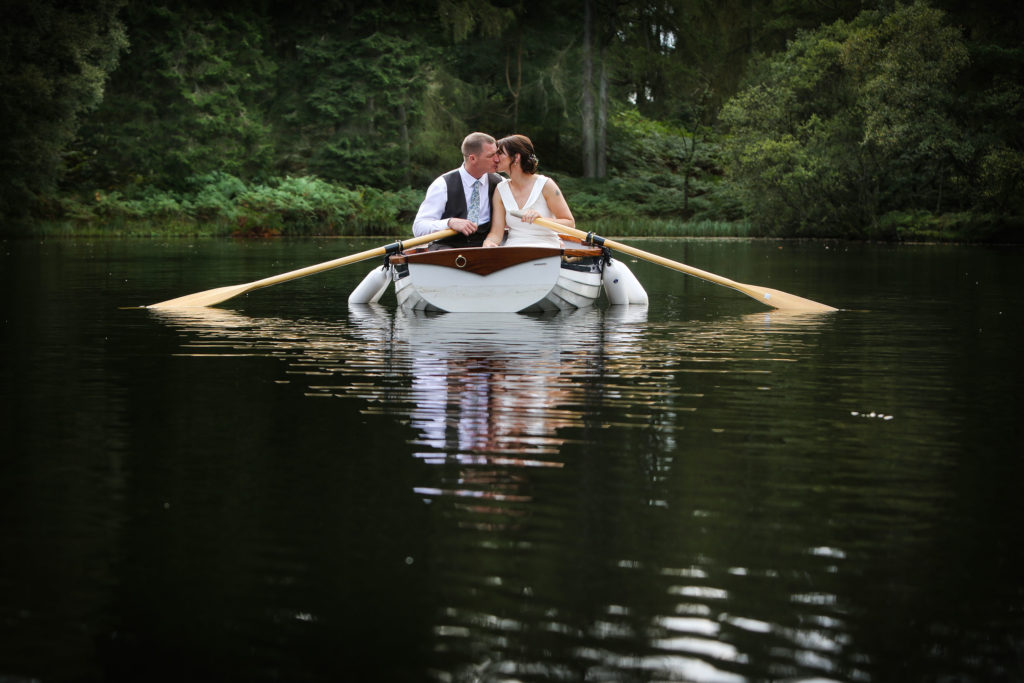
148,303,863,680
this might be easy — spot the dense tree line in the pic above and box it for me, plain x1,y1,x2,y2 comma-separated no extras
1,0,1021,239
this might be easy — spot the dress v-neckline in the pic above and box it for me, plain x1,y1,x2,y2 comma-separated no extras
507,176,541,210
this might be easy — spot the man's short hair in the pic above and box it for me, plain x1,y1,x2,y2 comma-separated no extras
461,132,496,158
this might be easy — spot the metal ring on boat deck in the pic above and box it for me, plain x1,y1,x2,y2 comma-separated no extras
455,254,467,268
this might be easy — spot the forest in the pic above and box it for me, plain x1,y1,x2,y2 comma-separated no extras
1,0,1022,241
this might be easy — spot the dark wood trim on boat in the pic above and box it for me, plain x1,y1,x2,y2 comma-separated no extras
388,246,602,276
563,246,604,258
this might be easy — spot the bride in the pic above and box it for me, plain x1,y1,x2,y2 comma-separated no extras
482,134,576,248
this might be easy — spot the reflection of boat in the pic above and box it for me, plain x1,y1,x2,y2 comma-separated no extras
348,236,648,313
150,304,647,519
346,303,651,357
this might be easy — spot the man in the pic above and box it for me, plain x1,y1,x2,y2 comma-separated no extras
412,132,503,248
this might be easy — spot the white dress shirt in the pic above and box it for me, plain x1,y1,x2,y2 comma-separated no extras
412,165,493,237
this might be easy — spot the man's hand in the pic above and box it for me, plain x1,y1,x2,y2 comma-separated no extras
447,217,478,235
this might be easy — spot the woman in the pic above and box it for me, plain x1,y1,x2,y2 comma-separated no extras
482,135,575,248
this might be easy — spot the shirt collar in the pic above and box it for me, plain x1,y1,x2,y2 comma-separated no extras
459,164,486,190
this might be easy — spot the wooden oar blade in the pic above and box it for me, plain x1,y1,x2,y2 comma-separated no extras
142,228,458,311
734,283,838,313
147,283,253,310
513,212,838,313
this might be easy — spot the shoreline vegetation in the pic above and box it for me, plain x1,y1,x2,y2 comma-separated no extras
18,171,1017,243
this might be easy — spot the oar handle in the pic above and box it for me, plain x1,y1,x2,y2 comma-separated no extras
248,228,457,289
515,213,741,289
509,211,737,287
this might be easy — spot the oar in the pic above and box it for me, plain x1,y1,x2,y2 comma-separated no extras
146,228,456,309
513,211,837,312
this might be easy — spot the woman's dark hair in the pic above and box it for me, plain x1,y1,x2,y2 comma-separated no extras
498,134,539,174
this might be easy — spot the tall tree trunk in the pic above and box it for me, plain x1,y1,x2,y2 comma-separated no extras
506,38,522,128
597,44,608,178
398,102,411,186
581,0,597,178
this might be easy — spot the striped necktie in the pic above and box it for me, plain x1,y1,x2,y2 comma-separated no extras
468,179,481,225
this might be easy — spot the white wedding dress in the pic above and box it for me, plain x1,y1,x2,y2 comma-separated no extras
497,175,562,248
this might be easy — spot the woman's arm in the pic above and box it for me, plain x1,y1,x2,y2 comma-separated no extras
534,179,575,228
482,191,507,247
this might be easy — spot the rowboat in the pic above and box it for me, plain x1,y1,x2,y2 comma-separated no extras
348,235,648,313
146,219,834,314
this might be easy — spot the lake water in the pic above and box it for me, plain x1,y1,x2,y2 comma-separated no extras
1,236,1021,682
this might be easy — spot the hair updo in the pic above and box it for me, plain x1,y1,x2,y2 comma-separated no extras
498,134,539,174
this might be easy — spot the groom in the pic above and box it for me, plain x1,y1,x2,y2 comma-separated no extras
412,132,503,248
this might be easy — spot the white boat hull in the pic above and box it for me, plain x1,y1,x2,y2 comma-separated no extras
407,255,562,312
391,245,604,313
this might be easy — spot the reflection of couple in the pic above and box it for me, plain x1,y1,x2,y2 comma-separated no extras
411,132,576,249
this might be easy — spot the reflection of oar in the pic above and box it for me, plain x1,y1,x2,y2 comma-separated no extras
514,211,837,313
146,228,456,309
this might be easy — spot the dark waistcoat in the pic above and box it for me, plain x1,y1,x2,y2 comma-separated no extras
436,170,503,247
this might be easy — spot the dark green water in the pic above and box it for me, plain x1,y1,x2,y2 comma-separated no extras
1,237,1021,682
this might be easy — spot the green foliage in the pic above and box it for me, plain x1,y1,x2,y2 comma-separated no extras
978,145,1024,214
556,110,722,222
68,5,276,193
877,209,1023,242
279,31,437,187
961,78,1024,219
437,0,514,42
608,111,691,171
720,2,973,236
354,186,424,234
0,0,128,218
236,177,361,235
49,174,421,237
188,172,247,221
4,0,1021,241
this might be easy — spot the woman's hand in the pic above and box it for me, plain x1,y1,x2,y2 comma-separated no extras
482,237,500,248
520,210,540,223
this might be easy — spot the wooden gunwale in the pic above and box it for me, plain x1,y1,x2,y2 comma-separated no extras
389,245,603,277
